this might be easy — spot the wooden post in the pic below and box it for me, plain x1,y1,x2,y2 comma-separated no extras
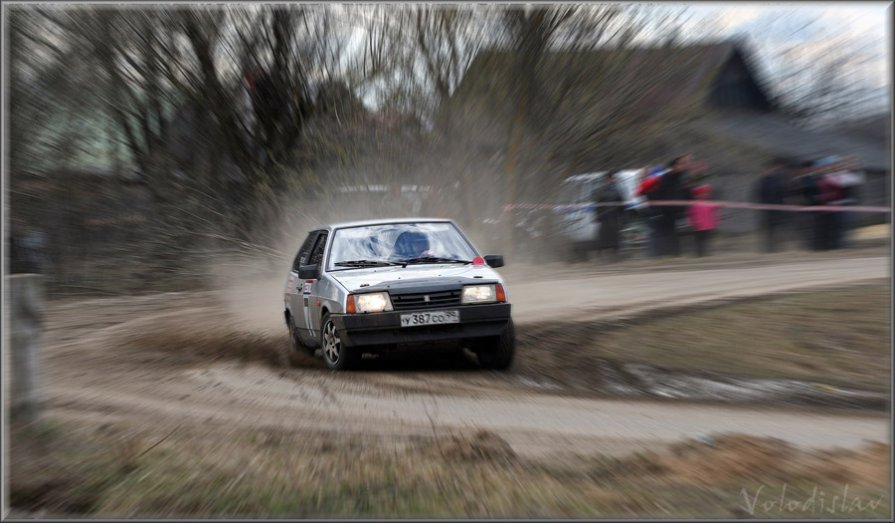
7,274,45,424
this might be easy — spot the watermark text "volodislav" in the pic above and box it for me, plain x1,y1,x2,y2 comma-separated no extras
740,484,885,516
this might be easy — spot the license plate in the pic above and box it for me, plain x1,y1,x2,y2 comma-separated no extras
400,310,460,327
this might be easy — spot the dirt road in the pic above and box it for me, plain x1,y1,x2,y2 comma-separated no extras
40,255,889,458
510,255,889,323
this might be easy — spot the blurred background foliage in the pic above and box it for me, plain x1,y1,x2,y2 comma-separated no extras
5,3,887,294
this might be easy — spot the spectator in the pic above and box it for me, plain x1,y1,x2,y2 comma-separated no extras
688,182,718,257
654,154,692,257
593,170,624,262
839,156,865,248
782,158,803,241
816,157,845,250
754,157,791,253
636,165,667,259
794,160,821,250
9,230,49,274
829,155,865,248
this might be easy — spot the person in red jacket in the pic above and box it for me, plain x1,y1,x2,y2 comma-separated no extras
688,183,719,257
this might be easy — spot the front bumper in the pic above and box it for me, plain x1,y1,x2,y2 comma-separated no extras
331,303,512,347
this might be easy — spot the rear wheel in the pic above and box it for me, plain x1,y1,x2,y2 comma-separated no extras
280,314,301,367
476,320,516,370
321,313,360,371
290,314,317,354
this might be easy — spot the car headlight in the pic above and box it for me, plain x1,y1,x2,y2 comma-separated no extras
353,292,393,313
462,284,498,304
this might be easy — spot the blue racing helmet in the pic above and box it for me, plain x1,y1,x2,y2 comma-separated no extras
393,231,430,259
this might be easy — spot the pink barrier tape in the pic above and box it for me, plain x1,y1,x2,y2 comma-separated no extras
502,200,892,213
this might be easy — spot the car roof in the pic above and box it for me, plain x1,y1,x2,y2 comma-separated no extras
563,170,642,183
564,172,606,182
336,184,432,193
323,217,454,231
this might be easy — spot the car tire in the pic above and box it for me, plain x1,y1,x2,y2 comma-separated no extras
321,313,360,371
477,320,516,371
280,316,297,368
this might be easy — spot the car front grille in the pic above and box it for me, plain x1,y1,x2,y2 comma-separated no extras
391,290,462,311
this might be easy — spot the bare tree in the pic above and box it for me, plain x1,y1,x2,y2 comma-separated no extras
7,7,116,177
482,5,690,251
770,33,885,128
27,6,335,236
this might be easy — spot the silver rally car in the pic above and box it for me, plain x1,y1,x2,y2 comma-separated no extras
283,218,515,370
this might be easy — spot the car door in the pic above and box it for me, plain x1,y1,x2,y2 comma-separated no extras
288,231,320,334
560,178,599,243
303,231,329,336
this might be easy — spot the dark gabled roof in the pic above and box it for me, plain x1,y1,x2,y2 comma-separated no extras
702,110,890,170
833,113,890,145
448,40,890,173
449,41,769,122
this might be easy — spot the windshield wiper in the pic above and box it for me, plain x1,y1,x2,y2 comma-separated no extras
334,260,403,268
399,256,473,266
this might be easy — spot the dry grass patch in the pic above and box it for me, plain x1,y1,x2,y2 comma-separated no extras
517,283,890,393
9,418,890,518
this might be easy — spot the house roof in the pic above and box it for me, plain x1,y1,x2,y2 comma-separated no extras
449,41,889,172
832,113,890,146
702,110,891,170
450,41,769,123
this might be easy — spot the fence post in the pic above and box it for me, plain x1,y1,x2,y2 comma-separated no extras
7,274,45,424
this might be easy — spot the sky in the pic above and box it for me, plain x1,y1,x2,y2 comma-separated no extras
684,3,890,99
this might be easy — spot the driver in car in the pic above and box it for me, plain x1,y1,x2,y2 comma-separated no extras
393,230,433,259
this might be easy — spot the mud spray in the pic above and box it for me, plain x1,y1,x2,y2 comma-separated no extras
202,185,516,337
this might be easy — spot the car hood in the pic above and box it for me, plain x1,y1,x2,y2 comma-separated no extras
329,264,504,293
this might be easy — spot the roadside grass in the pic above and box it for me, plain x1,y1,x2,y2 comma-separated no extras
517,282,890,393
10,419,889,518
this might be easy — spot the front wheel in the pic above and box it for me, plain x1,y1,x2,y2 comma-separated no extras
476,320,516,370
321,313,360,371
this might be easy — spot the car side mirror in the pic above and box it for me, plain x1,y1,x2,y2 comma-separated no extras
484,255,504,268
298,264,319,280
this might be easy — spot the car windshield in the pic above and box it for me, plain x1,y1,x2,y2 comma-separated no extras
327,222,479,270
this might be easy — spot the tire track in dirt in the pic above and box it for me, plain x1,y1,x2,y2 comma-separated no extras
39,255,890,457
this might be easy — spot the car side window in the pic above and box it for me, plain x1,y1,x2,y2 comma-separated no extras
308,232,328,266
292,232,318,272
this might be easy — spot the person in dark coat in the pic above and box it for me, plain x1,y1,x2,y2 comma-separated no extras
636,165,667,259
9,230,49,274
654,154,692,257
816,158,845,250
794,160,821,250
593,170,624,262
755,157,792,253
833,155,865,249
